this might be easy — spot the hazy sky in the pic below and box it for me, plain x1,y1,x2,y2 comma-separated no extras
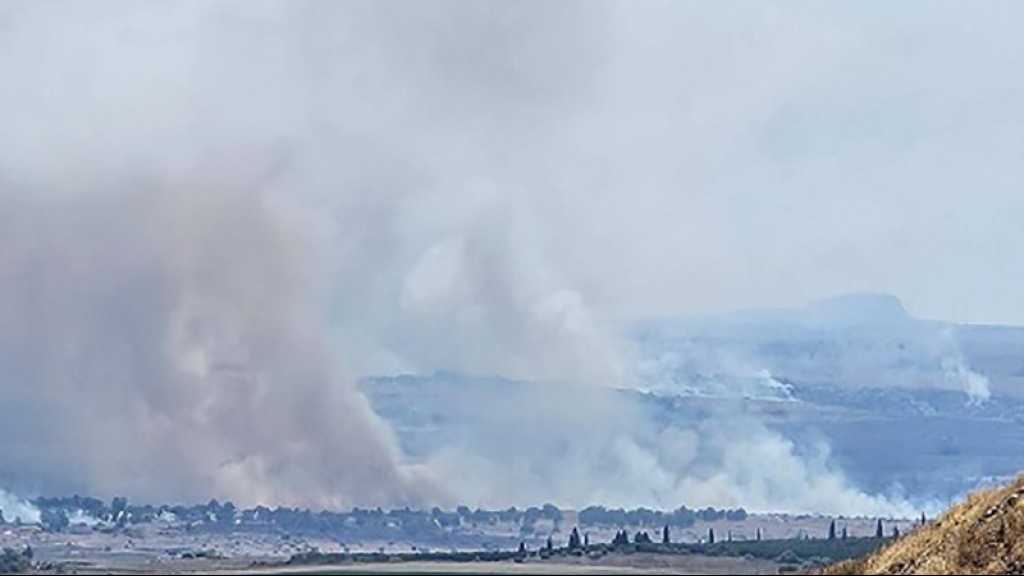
3,1,1023,328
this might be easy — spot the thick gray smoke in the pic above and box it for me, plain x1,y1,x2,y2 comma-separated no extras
0,0,616,508
0,190,436,507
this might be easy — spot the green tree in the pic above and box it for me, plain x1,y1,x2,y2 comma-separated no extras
220,501,237,525
111,496,128,527
41,509,69,532
0,548,31,573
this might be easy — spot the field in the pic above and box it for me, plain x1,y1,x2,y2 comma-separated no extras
20,554,782,575
3,498,912,575
236,554,783,575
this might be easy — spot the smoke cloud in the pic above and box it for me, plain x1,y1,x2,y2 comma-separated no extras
0,490,39,524
1,0,1020,515
419,381,922,516
0,0,617,508
0,190,436,508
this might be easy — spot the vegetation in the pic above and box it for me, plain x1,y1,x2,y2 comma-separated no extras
578,504,746,528
699,536,886,564
27,493,903,573
288,549,527,566
0,547,32,573
824,474,1024,575
28,495,753,544
283,528,890,570
30,496,564,538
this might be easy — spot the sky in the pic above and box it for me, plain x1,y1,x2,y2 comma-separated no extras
3,1,1023,329
0,0,1022,509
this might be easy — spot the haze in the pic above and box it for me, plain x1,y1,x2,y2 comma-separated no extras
1,1,1021,516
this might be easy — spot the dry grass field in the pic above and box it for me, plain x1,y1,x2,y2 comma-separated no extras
241,553,782,575
824,474,1024,574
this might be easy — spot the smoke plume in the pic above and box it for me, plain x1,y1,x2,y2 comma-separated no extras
0,490,39,524
2,0,1017,515
0,190,437,508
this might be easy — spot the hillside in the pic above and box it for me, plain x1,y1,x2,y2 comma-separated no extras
824,474,1024,574
364,372,1024,504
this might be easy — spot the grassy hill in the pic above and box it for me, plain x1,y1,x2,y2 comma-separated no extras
824,474,1024,574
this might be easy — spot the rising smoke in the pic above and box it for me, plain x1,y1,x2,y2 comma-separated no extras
0,0,617,509
0,0,1010,516
0,490,39,524
0,191,437,508
418,379,924,517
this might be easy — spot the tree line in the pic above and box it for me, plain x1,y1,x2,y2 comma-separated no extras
578,505,747,528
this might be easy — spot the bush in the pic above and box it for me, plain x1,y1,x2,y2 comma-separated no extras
776,549,800,564
0,548,32,573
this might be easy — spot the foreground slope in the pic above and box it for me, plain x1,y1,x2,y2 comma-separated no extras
825,475,1024,574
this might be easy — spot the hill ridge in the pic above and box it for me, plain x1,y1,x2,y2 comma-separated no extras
824,474,1024,574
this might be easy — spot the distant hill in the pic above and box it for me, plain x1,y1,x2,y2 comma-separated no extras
362,293,1024,508
631,292,1024,399
362,372,1024,505
824,474,1024,574
807,293,911,325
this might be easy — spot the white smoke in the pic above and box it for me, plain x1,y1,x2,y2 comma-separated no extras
408,373,927,518
936,327,991,405
67,509,102,527
426,412,924,517
941,357,991,406
0,490,40,524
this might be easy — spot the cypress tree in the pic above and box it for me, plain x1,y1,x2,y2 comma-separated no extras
662,524,670,544
875,519,884,539
828,519,836,540
708,527,715,544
